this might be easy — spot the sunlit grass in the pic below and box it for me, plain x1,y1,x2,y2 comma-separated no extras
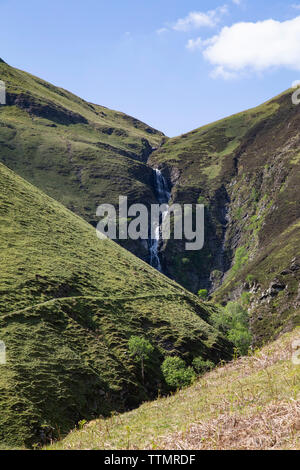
48,328,300,450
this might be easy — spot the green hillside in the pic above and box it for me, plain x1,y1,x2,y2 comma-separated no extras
1,61,298,348
0,162,232,448
0,60,299,451
149,91,300,345
0,58,164,261
49,328,300,451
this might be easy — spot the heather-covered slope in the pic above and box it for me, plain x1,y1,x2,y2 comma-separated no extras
0,58,164,261
0,162,232,447
149,90,300,345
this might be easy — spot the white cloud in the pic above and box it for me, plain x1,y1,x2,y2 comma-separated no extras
186,37,203,50
172,5,228,32
156,27,168,35
292,79,300,88
232,0,241,4
211,66,238,80
189,16,300,78
291,4,300,9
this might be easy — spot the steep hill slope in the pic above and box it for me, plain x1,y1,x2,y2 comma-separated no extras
0,162,232,447
1,59,298,346
49,328,300,450
0,58,164,261
149,91,300,345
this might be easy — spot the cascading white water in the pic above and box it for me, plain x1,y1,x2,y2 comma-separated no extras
149,169,171,271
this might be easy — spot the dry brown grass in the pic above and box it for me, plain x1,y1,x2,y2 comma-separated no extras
160,401,300,450
157,330,300,450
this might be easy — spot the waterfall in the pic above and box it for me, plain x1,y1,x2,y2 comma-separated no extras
149,169,170,271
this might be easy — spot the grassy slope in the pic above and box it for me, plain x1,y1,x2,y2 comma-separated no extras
149,90,300,344
0,162,232,447
1,61,298,346
49,327,300,450
0,59,164,261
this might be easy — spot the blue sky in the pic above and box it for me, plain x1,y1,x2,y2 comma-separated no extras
1,0,300,136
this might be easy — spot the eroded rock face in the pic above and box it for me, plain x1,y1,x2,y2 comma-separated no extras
259,281,286,302
215,258,300,345
6,92,88,125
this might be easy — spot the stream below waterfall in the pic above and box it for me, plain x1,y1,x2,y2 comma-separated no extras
149,169,171,271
